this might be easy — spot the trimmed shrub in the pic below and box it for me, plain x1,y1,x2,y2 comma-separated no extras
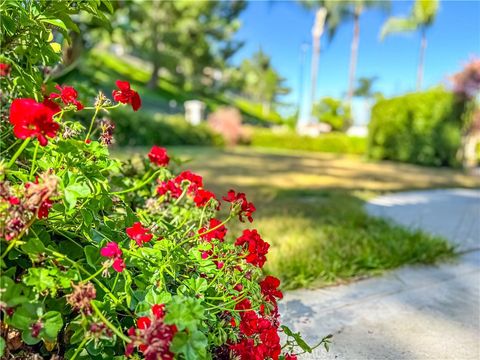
368,87,466,167
249,128,366,155
111,109,224,147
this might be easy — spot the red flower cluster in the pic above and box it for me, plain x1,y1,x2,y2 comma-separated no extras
126,222,153,246
259,276,283,303
126,304,177,360
148,146,169,167
176,170,203,193
198,218,227,242
231,309,281,359
0,63,11,76
113,80,141,111
223,189,256,222
100,242,126,273
9,98,60,146
193,188,216,207
157,170,220,210
37,199,53,219
229,275,289,360
50,85,84,110
235,229,269,268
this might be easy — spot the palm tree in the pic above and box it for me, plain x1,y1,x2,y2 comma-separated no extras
381,0,439,90
342,1,389,104
296,0,342,128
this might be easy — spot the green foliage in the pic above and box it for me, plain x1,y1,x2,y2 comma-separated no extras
231,49,291,115
368,87,467,167
381,0,438,38
1,81,314,358
249,128,366,155
110,0,246,91
312,97,352,131
0,0,112,98
111,109,223,147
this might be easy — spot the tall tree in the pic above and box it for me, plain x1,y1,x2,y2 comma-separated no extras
111,0,246,90
297,0,342,127
339,1,389,104
238,49,290,115
381,0,439,90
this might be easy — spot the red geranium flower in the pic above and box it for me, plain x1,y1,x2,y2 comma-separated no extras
148,146,169,167
126,222,153,246
100,242,125,273
112,80,141,111
284,354,298,360
9,98,60,146
223,189,256,222
193,188,216,207
259,276,283,303
157,179,183,198
175,170,203,193
125,304,177,360
235,229,269,268
49,85,84,110
198,218,227,242
0,63,11,76
37,199,53,219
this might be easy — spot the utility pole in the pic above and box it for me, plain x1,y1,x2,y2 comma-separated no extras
297,42,309,117
297,7,327,132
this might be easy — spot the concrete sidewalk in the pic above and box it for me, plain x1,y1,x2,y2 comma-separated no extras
280,189,480,360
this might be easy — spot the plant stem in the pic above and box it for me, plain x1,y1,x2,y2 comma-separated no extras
29,141,39,179
112,169,162,195
91,301,131,343
70,336,88,360
81,266,106,283
1,139,20,154
85,106,100,142
7,137,31,168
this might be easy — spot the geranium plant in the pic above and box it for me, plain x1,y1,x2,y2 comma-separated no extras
0,79,331,359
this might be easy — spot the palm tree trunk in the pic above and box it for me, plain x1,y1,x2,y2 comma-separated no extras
347,9,361,104
309,31,321,120
417,27,427,90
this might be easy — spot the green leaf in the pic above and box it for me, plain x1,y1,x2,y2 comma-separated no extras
10,303,40,330
22,330,41,345
39,18,68,32
281,325,312,353
170,329,208,360
164,296,205,331
21,237,46,255
41,311,63,342
84,245,101,268
145,288,172,306
0,276,28,307
23,268,57,295
64,182,91,209
0,337,5,357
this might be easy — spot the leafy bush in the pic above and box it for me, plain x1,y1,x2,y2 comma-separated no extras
249,128,366,155
0,80,331,359
111,109,223,147
0,0,112,98
312,97,352,132
368,87,466,167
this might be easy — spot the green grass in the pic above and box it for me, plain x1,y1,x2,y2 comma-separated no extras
115,146,480,290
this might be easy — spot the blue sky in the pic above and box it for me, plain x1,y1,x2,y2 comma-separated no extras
232,0,480,119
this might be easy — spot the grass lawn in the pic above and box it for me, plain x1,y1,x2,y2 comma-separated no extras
115,146,480,290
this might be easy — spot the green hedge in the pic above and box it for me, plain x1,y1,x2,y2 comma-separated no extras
249,128,366,155
108,109,223,147
368,87,466,167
